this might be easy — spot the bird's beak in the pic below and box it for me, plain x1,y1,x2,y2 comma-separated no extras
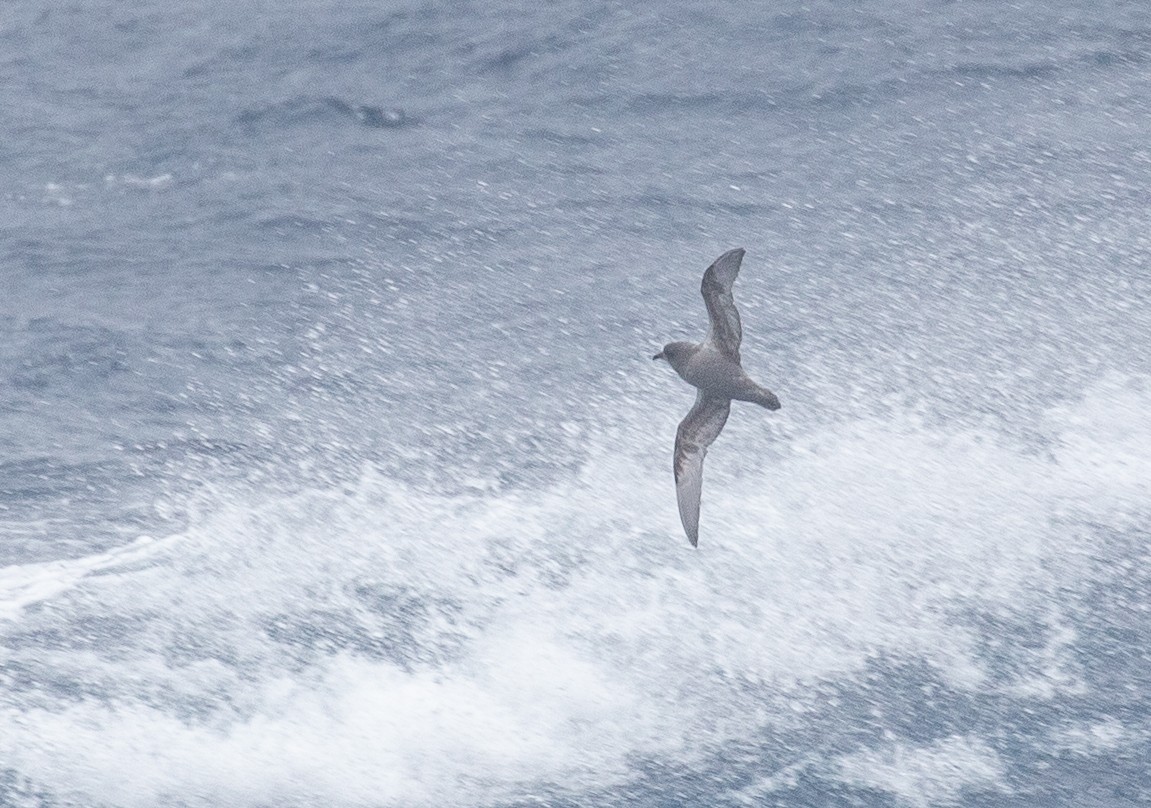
653,351,664,361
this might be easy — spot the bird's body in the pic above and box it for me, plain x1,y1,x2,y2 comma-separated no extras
659,341,780,408
654,248,780,547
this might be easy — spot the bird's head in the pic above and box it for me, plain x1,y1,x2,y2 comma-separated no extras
653,341,694,369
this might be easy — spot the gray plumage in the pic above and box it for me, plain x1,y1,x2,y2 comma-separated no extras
654,248,780,547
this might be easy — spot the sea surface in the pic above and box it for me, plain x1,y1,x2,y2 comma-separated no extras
2,1,1151,805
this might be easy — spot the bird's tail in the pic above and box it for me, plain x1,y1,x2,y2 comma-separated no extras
753,386,781,410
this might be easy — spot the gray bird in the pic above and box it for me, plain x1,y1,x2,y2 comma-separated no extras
654,248,781,547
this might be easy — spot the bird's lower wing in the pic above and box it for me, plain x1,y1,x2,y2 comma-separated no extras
674,394,732,547
701,247,744,362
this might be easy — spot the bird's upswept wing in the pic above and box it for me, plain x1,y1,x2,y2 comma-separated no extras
674,393,732,547
701,247,745,363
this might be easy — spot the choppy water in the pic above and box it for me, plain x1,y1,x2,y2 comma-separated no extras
3,1,1151,805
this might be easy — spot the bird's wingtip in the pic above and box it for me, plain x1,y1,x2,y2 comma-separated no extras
707,248,746,280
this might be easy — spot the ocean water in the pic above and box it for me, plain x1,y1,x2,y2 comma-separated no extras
2,0,1151,805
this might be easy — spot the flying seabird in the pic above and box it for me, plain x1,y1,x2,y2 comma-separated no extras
654,248,780,547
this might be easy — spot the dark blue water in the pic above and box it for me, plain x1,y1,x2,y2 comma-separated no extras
3,1,1151,805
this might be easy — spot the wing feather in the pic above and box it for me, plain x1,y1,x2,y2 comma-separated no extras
674,393,732,547
701,247,745,362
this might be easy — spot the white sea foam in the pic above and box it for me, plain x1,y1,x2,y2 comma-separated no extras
835,735,1006,806
0,535,165,622
1049,715,1143,757
1,375,1148,806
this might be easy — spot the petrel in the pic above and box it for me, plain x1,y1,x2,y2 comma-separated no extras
654,248,781,547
